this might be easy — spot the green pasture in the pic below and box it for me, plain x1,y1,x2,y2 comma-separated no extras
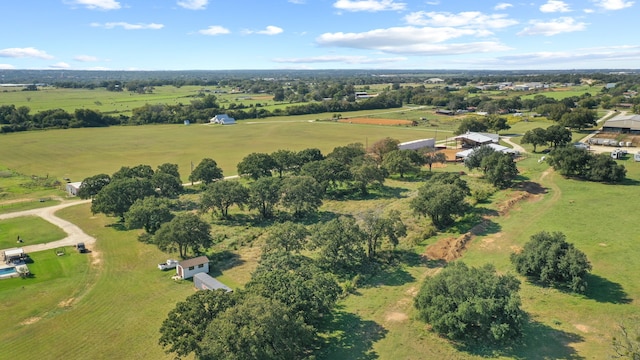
520,86,594,100
0,119,434,182
0,216,67,249
0,85,205,115
1,119,639,359
0,167,66,201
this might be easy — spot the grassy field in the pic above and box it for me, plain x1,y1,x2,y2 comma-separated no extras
0,216,67,249
1,118,639,359
0,117,435,182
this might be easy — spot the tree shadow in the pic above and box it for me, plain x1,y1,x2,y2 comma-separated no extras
208,250,245,276
328,186,409,201
360,265,416,288
318,309,388,360
458,316,585,359
451,212,501,236
618,177,640,186
582,273,632,304
515,181,548,195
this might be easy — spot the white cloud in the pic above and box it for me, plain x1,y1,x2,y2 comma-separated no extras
0,47,54,59
91,22,164,30
593,0,634,10
0,64,15,69
198,26,231,36
50,62,71,69
470,45,640,67
404,11,518,29
288,0,306,3
87,66,111,70
273,55,407,64
245,26,284,35
70,0,121,10
177,0,208,10
333,0,406,12
316,27,511,55
584,8,595,12
494,2,513,10
518,17,587,36
74,55,99,62
540,0,571,12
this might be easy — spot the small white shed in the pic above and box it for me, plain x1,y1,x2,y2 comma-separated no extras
210,114,236,125
176,256,209,279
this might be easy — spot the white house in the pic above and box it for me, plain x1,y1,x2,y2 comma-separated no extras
3,248,25,262
66,182,83,196
210,114,236,125
176,256,209,279
193,272,233,292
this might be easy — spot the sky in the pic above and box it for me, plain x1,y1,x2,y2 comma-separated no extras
0,0,638,71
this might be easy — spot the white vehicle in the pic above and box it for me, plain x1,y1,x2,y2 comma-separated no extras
158,259,178,270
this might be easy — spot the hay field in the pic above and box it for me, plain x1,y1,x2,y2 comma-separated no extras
0,121,433,181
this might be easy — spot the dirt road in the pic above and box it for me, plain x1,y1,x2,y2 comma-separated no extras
0,200,94,254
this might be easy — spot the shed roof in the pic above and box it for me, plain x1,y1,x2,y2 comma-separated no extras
456,143,516,159
454,132,498,144
179,256,209,268
194,272,233,292
67,182,83,189
3,248,24,257
603,114,640,131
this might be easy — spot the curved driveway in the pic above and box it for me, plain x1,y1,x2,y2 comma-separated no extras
0,200,94,254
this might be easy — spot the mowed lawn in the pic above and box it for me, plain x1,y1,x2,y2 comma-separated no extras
0,216,67,248
0,121,433,182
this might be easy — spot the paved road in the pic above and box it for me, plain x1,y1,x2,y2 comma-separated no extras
0,200,94,255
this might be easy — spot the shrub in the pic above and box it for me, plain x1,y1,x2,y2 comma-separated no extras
511,231,591,293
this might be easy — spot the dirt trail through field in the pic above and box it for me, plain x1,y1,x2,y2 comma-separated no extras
424,168,561,261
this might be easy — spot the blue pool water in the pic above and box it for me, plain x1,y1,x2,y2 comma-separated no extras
0,267,17,276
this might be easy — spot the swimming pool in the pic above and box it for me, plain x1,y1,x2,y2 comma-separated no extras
0,267,17,278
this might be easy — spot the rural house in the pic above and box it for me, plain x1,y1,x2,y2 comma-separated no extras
66,182,83,196
176,256,209,279
209,114,236,125
455,143,518,160
193,272,233,292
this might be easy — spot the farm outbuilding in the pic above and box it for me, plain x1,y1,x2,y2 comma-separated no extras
176,256,209,279
193,272,233,292
454,132,499,148
455,143,518,160
66,182,83,196
602,114,640,134
3,248,25,263
210,114,236,125
398,138,435,151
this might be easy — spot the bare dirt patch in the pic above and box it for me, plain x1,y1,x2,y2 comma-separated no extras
90,249,102,266
20,317,41,325
385,311,409,322
59,297,75,308
338,117,414,126
574,324,593,333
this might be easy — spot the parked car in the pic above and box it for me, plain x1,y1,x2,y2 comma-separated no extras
158,259,178,270
77,243,87,253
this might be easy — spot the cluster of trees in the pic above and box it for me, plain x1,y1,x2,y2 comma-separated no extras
159,251,341,359
521,124,573,152
158,209,406,359
410,173,470,229
0,105,123,133
546,146,626,183
454,114,511,134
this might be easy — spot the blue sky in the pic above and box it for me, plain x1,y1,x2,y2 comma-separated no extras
0,0,638,70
